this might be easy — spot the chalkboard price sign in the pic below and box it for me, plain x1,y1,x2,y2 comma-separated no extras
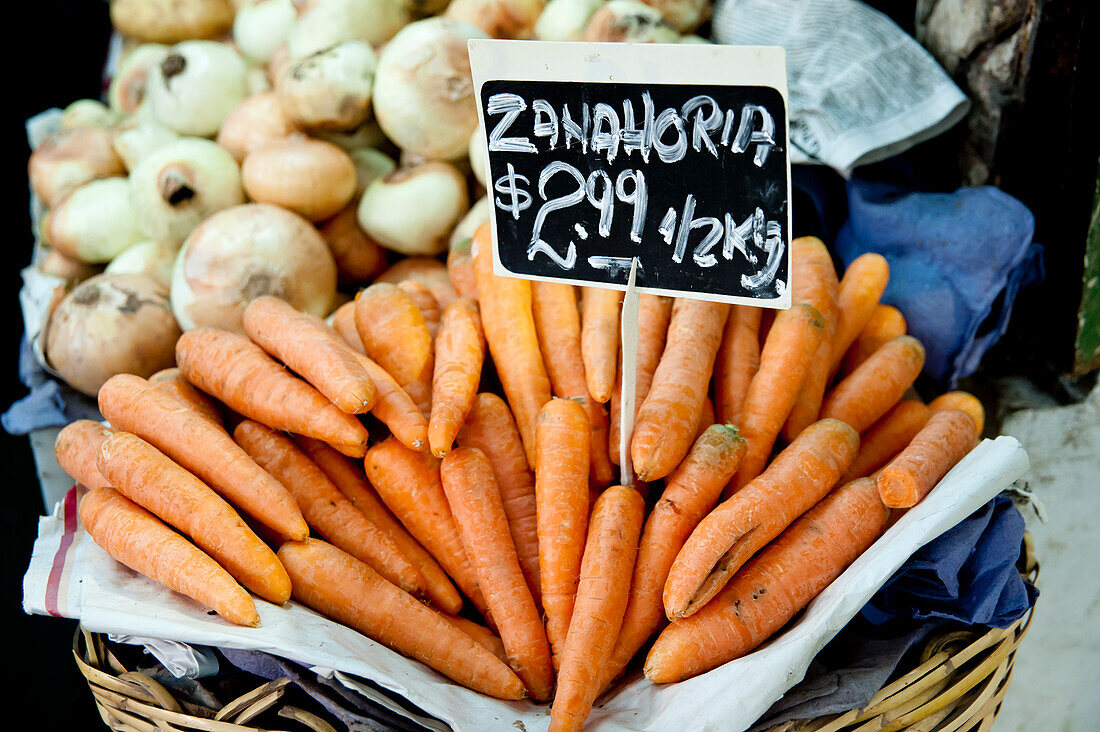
470,41,791,308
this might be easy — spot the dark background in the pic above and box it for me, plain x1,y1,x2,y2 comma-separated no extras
3,1,1096,729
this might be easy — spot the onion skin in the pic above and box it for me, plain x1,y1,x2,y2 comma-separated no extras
147,41,249,137
45,178,142,264
241,136,357,222
357,161,469,256
110,0,234,44
29,127,125,209
275,41,378,132
171,203,337,334
583,1,681,42
109,43,171,116
45,273,181,397
216,91,298,163
444,0,545,39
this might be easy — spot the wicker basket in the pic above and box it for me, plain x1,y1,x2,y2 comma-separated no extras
75,537,1038,732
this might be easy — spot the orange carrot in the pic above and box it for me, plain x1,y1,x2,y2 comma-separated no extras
713,305,762,425
877,409,979,508
456,393,541,606
233,420,426,598
354,282,433,389
472,223,552,467
98,431,291,605
580,287,622,404
531,281,613,486
331,301,364,354
374,256,458,309
294,435,463,614
448,237,478,300
148,368,223,426
665,418,859,619
820,335,926,433
695,396,716,442
645,477,891,682
398,279,442,338
444,614,508,663
827,252,890,381
841,400,930,482
549,485,644,732
609,294,673,465
364,437,492,622
354,352,429,451
278,539,523,699
55,420,113,489
243,296,376,415
80,488,259,627
428,298,486,458
98,374,309,541
929,391,985,435
600,425,746,691
441,448,555,701
841,304,906,376
782,238,839,441
534,398,591,668
631,299,730,482
175,328,369,458
730,303,825,491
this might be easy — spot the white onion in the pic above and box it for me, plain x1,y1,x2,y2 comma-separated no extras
313,119,390,152
583,0,680,42
59,100,120,131
288,0,409,59
108,43,171,117
349,147,397,196
146,41,249,137
468,124,489,187
105,240,180,285
357,161,469,256
216,91,297,163
46,178,142,264
112,120,179,171
444,0,545,39
639,0,709,33
276,41,377,131
171,203,337,333
449,195,490,248
110,0,234,44
29,127,126,208
233,0,297,64
535,0,604,40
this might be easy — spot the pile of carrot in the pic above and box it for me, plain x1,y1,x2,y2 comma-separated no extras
55,226,989,729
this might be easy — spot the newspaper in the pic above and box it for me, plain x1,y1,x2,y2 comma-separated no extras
712,0,970,176
24,436,1029,732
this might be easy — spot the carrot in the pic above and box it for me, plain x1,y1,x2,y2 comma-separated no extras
472,223,552,467
877,409,979,508
398,279,442,338
331,301,364,354
440,448,555,701
820,335,926,433
243,296,376,415
364,437,492,622
534,398,591,668
98,374,309,541
444,614,508,663
294,435,463,614
549,485,644,732
428,298,486,458
233,420,426,598
841,400,930,482
580,287,622,404
375,256,458,309
609,294,673,465
447,237,477,300
175,328,370,458
531,281,613,486
599,425,746,692
354,282,433,390
55,420,113,489
353,352,429,451
729,303,825,491
929,391,985,435
841,304,906,376
713,305,762,425
80,488,259,627
148,368,223,426
782,237,839,442
631,299,730,482
827,252,890,381
695,396,716,442
456,393,541,606
665,418,859,620
98,431,291,605
645,477,891,682
278,539,524,699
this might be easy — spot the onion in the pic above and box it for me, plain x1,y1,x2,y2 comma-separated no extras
444,0,544,39
45,273,181,396
535,0,603,41
357,161,469,256
349,147,397,196
233,0,297,64
288,0,410,59
241,136,357,221
449,194,490,248
112,119,179,171
37,249,102,284
276,41,377,131
468,124,489,187
583,1,681,42
146,41,249,137
372,18,488,161
314,119,391,153
319,202,390,284
680,33,710,43
638,0,709,33
170,203,337,333
129,137,245,246
216,91,298,163
108,43,171,117
45,177,142,264
29,127,125,208
105,240,180,285
110,0,234,44
59,100,120,131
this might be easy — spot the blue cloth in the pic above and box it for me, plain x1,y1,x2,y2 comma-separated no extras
835,178,1044,386
1,336,101,436
862,494,1038,628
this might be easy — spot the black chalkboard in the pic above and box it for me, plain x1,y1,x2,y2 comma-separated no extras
479,79,790,304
